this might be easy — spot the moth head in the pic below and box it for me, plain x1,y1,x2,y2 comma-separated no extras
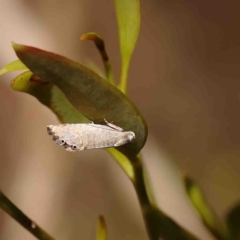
127,131,135,142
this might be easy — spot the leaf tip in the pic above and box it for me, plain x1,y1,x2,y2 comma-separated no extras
12,42,24,52
80,32,104,50
80,32,100,41
98,215,106,228
97,215,107,240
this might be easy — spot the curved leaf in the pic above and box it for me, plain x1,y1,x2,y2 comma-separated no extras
0,59,27,76
80,32,115,85
13,43,147,157
225,201,240,240
114,0,140,93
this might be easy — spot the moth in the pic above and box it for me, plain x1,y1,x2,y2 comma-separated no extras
47,120,135,152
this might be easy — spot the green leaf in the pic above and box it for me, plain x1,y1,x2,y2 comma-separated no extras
107,148,134,181
0,59,28,75
13,43,147,157
96,215,107,240
114,0,140,93
11,71,88,124
80,32,115,85
184,176,227,240
225,201,240,240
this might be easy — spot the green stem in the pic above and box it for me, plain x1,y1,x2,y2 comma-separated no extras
0,189,55,240
132,157,160,240
132,157,150,206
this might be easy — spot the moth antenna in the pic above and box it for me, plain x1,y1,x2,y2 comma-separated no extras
103,118,123,132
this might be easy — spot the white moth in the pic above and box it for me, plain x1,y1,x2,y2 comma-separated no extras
47,120,135,152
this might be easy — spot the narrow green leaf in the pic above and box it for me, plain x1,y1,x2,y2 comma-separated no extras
114,0,140,93
0,189,55,240
107,148,134,181
80,32,115,85
13,43,147,157
184,176,227,240
225,201,240,240
96,215,107,240
11,71,88,124
0,59,28,76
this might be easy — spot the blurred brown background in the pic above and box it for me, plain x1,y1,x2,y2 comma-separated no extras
0,0,240,239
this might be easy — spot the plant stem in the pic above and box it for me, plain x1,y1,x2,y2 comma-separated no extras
132,157,150,206
132,156,159,240
0,189,55,240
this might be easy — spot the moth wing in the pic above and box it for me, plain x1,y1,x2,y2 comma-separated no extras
113,137,128,147
47,124,85,151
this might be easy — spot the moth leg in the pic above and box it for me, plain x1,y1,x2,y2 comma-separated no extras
78,139,85,150
78,145,85,151
113,138,129,147
82,139,88,150
103,118,123,132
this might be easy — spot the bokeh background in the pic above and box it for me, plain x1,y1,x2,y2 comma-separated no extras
0,0,240,239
